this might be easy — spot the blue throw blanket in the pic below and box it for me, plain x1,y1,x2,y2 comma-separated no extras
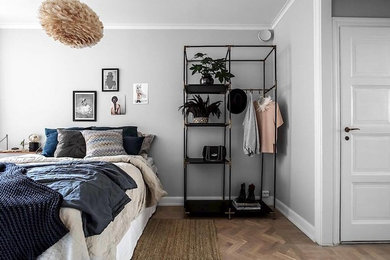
0,163,69,260
23,161,137,237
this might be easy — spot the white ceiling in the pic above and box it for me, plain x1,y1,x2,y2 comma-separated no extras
0,0,288,29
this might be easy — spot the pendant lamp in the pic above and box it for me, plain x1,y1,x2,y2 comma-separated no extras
39,0,104,48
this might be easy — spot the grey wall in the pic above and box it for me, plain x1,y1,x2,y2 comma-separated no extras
0,29,274,199
273,0,315,226
333,0,390,18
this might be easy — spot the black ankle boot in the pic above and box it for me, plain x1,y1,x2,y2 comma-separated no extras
246,184,256,203
236,183,246,203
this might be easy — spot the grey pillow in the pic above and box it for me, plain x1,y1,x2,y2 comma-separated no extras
82,129,127,158
55,129,86,158
138,132,155,157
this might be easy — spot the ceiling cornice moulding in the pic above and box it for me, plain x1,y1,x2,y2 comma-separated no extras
0,23,271,30
271,0,295,29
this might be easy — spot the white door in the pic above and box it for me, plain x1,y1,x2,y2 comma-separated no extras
340,26,390,241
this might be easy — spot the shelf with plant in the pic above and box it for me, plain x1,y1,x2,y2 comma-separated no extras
189,53,235,85
184,84,230,94
179,95,222,124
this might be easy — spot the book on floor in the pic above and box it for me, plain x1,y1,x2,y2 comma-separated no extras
232,199,261,210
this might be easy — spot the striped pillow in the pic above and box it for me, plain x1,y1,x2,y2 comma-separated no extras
82,129,127,158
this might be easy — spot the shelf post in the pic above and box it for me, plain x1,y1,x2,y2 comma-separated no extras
273,46,278,215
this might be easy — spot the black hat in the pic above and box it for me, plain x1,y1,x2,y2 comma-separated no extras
227,89,247,114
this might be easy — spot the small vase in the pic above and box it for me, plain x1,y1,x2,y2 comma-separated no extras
200,74,214,85
193,117,209,124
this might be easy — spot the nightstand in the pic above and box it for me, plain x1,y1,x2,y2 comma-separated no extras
0,150,39,159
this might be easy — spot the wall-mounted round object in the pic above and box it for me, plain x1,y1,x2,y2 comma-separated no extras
258,30,273,42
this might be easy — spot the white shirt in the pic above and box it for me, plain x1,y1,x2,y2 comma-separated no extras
242,93,260,156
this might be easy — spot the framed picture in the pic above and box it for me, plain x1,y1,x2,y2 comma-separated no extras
133,83,149,104
110,94,126,115
102,68,119,92
73,91,97,121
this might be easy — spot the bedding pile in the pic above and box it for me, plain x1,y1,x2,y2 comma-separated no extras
0,154,167,259
0,163,68,259
0,124,166,259
23,161,138,236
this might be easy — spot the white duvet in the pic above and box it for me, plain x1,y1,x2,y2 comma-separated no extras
0,154,167,260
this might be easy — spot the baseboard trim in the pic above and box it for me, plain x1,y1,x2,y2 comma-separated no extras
275,199,316,242
159,196,315,242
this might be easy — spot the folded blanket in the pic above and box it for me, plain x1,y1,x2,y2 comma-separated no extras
0,163,68,260
23,161,138,237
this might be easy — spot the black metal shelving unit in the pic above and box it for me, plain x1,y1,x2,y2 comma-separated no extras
183,45,277,219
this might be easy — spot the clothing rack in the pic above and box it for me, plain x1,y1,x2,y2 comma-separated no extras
241,85,276,95
242,86,278,209
183,45,278,218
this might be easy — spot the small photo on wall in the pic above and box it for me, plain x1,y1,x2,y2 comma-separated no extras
110,95,126,115
102,68,119,91
73,91,97,121
133,83,149,104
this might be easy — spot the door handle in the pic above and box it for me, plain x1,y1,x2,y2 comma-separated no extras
345,127,360,133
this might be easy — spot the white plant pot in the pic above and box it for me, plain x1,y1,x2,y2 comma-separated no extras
193,117,209,124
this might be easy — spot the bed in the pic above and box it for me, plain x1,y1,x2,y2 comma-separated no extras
0,153,167,260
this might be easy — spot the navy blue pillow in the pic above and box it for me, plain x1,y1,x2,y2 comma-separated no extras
123,136,144,155
42,128,58,157
42,127,91,157
91,126,138,137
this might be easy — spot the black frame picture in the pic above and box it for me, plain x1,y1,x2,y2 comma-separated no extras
102,68,119,92
73,91,97,121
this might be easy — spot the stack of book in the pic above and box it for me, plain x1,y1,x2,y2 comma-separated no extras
232,199,261,211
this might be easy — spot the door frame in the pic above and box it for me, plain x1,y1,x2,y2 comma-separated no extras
329,17,390,245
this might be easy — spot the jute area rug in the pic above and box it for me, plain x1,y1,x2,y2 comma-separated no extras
132,219,221,260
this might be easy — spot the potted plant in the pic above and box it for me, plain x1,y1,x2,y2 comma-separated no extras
179,95,222,123
190,53,235,85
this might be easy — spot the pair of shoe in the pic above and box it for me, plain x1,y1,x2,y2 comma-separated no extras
236,183,256,203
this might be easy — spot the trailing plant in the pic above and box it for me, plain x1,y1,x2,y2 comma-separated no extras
189,53,235,83
179,95,222,118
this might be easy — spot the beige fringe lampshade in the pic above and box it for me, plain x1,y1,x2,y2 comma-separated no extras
39,0,104,48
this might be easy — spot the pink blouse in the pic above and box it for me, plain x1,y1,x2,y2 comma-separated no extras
254,101,284,153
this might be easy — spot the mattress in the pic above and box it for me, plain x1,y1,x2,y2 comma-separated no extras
116,205,156,260
0,154,167,260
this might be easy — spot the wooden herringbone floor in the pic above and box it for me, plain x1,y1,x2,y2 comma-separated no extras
153,206,390,260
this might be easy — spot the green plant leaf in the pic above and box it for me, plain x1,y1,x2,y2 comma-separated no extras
188,53,235,82
194,53,206,59
178,94,222,118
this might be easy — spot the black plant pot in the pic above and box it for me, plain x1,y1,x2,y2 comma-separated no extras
200,74,214,85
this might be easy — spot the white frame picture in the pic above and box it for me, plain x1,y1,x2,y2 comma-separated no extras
133,83,149,104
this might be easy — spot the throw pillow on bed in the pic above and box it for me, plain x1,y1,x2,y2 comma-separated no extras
42,128,58,157
54,129,86,158
42,127,91,157
82,129,127,158
137,132,156,157
123,136,144,155
91,126,138,137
